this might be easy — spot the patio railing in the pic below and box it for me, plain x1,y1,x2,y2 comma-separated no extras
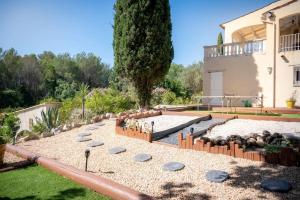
280,33,300,52
204,39,266,59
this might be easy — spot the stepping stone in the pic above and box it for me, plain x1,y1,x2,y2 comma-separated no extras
76,137,92,142
87,141,104,147
109,147,126,154
261,179,292,193
78,132,92,137
85,126,98,131
163,162,185,171
94,123,105,127
205,170,229,183
134,154,152,162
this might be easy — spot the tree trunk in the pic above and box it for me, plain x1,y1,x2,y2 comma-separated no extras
82,98,85,119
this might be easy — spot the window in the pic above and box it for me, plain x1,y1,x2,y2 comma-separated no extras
294,67,300,86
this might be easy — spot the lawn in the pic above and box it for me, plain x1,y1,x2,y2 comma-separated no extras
0,164,110,200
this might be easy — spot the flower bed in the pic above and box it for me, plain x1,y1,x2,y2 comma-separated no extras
178,133,300,166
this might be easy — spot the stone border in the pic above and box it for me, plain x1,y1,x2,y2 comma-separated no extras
5,144,153,200
178,134,300,167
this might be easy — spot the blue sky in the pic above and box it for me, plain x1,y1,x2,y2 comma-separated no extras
0,0,274,66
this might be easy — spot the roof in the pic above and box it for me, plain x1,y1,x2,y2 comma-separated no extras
220,0,296,29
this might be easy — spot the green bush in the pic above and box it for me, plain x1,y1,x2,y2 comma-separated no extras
0,126,12,144
58,95,81,123
54,80,78,100
162,91,177,104
86,88,135,114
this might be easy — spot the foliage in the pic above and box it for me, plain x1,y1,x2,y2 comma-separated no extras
264,144,282,153
0,113,20,144
287,90,297,101
113,0,174,107
242,100,252,107
33,108,60,134
180,62,203,95
0,126,12,144
0,48,110,109
58,95,81,123
54,80,78,100
217,32,223,55
0,89,23,108
162,91,177,104
151,87,167,106
86,89,135,114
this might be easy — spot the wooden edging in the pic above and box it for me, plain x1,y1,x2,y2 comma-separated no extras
5,144,153,200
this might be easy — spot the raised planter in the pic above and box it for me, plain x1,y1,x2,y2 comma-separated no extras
178,133,300,167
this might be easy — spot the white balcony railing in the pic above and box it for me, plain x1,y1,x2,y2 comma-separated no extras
204,40,266,59
280,33,300,52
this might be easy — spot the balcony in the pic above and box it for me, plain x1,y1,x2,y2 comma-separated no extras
204,39,266,59
279,33,300,52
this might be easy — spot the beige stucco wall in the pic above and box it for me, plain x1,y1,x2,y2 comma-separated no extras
203,0,300,107
15,103,60,132
203,53,273,106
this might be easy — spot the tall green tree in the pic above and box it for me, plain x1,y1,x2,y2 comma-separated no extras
217,32,223,55
113,0,174,108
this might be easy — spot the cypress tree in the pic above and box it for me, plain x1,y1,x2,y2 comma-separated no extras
217,32,223,55
113,0,174,108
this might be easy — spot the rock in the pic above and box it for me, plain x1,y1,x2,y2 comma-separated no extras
76,137,92,142
256,136,265,147
163,162,185,171
261,179,292,193
109,147,126,154
24,134,40,141
87,141,104,147
134,154,152,162
71,122,81,128
246,138,257,146
110,113,117,118
78,132,92,137
205,170,229,183
105,113,111,119
263,130,271,137
62,124,71,132
200,137,210,143
42,132,53,138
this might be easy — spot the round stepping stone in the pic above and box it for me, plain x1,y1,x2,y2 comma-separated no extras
87,141,104,147
94,123,104,127
76,137,92,142
78,132,92,137
206,170,229,183
109,147,126,154
261,179,292,193
163,162,185,171
85,126,98,131
134,154,152,162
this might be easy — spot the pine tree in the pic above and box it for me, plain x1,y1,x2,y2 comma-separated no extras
113,0,174,108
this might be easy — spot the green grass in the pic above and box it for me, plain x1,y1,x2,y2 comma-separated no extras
0,164,110,200
281,114,300,118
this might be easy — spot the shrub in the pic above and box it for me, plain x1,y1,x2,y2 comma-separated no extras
54,80,78,100
162,91,177,104
33,108,60,134
0,126,12,144
58,95,81,123
86,88,135,114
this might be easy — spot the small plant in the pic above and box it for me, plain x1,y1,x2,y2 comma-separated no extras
264,144,282,154
242,100,252,107
33,108,60,135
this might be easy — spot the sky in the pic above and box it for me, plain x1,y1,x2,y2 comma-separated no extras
0,0,275,67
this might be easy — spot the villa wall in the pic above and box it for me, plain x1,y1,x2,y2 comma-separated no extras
203,0,300,108
203,54,273,106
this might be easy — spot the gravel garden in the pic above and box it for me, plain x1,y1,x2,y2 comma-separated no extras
13,117,300,200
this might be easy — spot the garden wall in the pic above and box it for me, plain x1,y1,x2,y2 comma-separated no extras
178,133,300,167
115,111,162,142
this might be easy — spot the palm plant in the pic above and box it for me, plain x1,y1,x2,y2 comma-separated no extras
78,83,89,119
